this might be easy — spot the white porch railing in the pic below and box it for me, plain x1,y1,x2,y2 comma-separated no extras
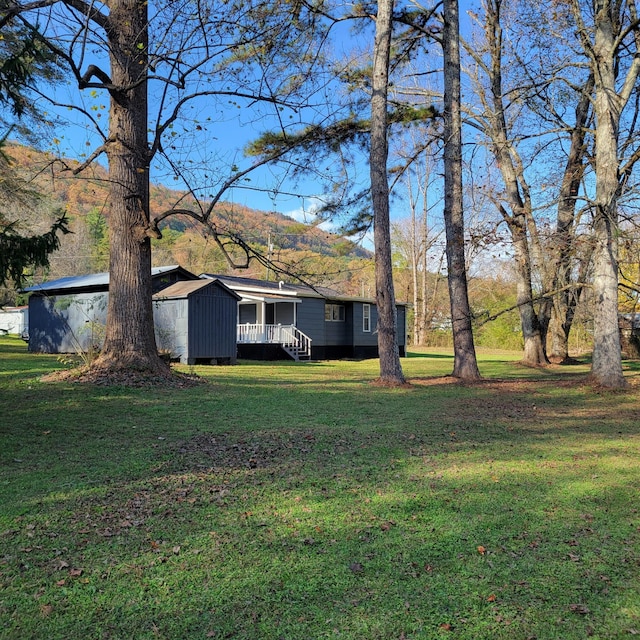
237,323,312,360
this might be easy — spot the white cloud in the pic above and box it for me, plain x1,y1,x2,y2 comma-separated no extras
283,197,337,232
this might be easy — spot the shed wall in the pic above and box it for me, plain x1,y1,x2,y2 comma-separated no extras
188,286,238,362
28,293,107,353
153,299,189,360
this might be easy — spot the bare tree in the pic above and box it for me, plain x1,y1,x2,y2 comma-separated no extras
463,0,548,366
392,144,443,345
571,0,640,387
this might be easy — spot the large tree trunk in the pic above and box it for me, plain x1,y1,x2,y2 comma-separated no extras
588,3,627,387
443,0,480,379
371,0,405,385
93,0,167,374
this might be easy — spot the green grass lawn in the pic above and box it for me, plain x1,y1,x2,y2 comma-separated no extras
1,336,639,639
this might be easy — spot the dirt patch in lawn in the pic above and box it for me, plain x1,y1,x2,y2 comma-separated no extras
41,366,205,388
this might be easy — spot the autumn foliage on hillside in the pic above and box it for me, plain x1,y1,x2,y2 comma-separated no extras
7,143,374,295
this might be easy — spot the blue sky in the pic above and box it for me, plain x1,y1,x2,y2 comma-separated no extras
29,0,474,254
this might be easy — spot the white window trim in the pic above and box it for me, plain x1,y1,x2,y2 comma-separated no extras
363,303,371,332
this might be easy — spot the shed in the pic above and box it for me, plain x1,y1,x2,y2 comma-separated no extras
23,266,199,353
153,279,241,364
619,313,640,359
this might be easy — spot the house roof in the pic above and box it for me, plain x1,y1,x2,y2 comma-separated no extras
23,265,198,295
199,273,392,304
153,278,242,300
200,273,407,307
200,273,327,298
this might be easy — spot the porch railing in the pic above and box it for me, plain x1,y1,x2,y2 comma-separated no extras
237,323,312,359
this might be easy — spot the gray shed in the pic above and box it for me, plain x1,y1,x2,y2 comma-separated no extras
153,279,241,364
23,265,199,353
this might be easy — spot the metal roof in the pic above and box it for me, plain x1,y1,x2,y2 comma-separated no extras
23,266,196,293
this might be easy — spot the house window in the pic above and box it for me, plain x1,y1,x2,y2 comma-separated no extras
363,304,371,332
325,303,345,322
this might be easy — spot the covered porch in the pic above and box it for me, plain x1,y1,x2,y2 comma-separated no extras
236,296,311,360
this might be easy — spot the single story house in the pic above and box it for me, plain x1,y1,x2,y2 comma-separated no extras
23,265,200,354
22,265,407,363
200,273,407,361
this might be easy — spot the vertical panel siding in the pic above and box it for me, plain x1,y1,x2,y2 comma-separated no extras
188,283,238,360
28,293,108,353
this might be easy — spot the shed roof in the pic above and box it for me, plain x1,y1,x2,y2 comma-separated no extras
23,265,198,294
153,278,241,300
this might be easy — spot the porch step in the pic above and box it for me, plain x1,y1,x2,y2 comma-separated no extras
281,343,311,361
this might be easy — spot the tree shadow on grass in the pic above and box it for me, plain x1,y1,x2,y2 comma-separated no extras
3,369,640,638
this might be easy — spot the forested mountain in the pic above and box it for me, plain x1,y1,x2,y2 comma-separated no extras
7,143,375,295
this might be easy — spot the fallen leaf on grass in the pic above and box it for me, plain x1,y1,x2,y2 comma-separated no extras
487,594,497,602
569,604,590,614
69,568,83,577
439,623,453,631
477,545,486,555
40,604,53,617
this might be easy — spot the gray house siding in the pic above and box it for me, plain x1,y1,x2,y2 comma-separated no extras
202,272,407,361
295,297,326,344
324,301,353,346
